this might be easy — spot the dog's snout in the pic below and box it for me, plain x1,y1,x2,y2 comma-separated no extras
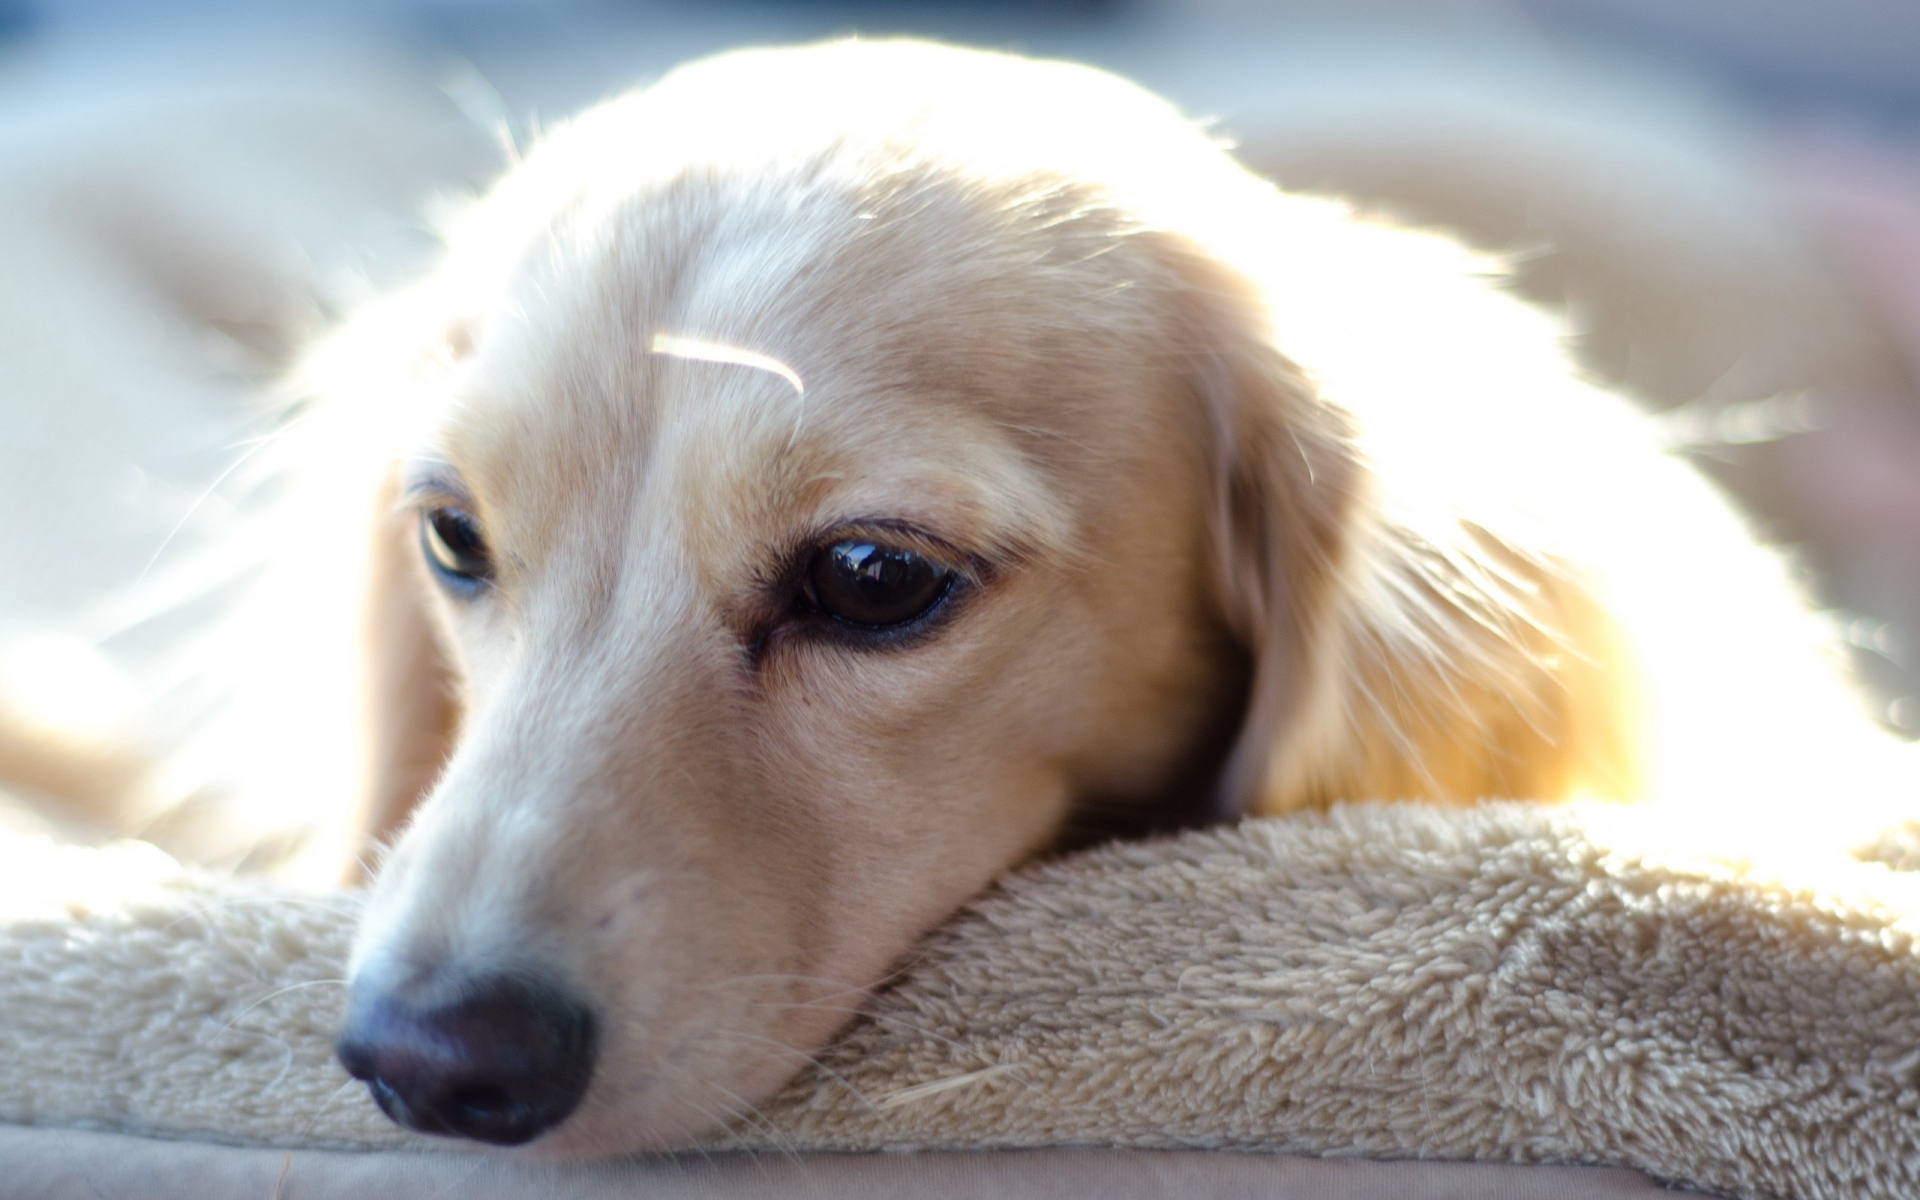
335,973,598,1146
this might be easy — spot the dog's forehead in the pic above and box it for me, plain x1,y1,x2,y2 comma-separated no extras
434,158,1177,570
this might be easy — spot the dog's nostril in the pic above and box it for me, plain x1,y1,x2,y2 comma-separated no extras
335,972,598,1146
448,1083,531,1129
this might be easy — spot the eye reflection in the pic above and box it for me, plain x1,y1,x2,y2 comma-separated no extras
803,539,952,629
421,506,492,589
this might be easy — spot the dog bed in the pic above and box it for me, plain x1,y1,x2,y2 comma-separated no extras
3,800,1917,1200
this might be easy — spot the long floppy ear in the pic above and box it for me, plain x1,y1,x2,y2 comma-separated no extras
1186,274,1363,821
1190,255,1642,819
293,289,470,884
348,465,460,878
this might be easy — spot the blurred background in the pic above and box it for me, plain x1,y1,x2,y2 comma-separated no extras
0,0,1915,875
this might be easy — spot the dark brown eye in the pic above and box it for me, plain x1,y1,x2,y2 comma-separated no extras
421,506,492,589
803,540,952,629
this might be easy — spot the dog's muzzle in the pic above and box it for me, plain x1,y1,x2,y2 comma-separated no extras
335,970,598,1146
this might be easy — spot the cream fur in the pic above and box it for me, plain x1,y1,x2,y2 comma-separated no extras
303,41,1918,1153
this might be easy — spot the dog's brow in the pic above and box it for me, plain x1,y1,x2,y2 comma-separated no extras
399,459,473,504
650,333,805,397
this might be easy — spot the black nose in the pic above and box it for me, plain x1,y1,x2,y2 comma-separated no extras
335,972,598,1146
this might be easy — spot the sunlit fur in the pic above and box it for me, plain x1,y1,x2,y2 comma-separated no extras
305,42,1915,1154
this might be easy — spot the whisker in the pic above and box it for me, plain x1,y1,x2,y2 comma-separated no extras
700,1027,885,1121
703,1079,803,1164
705,971,888,1007
651,1052,795,1166
160,890,363,936
667,1094,727,1171
754,1000,977,1061
298,1076,366,1139
700,960,919,1009
131,415,308,591
214,977,352,1039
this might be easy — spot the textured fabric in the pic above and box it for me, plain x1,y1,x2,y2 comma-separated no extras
0,1127,1667,1200
3,803,1919,1199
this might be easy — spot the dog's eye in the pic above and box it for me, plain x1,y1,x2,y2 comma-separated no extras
803,540,952,629
421,506,492,588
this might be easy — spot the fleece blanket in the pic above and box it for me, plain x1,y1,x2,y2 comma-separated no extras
3,801,1918,1200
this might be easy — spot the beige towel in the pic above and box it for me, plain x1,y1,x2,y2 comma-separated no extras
3,801,1917,1200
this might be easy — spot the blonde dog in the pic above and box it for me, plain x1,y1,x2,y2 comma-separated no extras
310,41,1910,1153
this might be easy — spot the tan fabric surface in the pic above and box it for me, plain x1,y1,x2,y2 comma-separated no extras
3,803,1918,1199
0,1127,1668,1200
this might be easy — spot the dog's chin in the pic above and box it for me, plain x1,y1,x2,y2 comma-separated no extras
466,958,860,1158
506,1094,719,1159
509,1019,825,1158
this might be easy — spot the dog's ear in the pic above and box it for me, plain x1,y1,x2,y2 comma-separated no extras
1181,246,1642,818
1185,274,1362,822
292,291,469,883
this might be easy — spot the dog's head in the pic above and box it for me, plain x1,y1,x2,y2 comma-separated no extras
332,41,1359,1154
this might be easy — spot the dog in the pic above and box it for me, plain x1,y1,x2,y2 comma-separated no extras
304,40,1913,1154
